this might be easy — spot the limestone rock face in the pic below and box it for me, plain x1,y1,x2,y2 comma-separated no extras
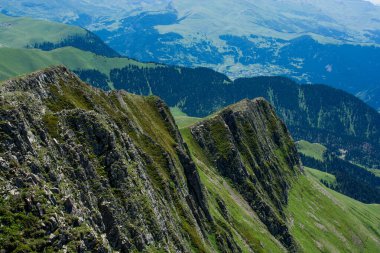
0,66,210,252
190,98,301,251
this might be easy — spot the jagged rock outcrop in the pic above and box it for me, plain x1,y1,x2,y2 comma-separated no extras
190,98,302,252
0,66,211,252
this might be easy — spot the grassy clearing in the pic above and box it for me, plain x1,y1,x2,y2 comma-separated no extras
296,140,327,161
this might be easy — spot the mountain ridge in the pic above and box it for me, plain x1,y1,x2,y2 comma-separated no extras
190,97,301,250
1,66,380,252
0,66,212,252
0,66,298,252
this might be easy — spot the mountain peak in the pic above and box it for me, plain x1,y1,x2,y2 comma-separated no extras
1,65,75,93
225,97,269,113
190,97,301,250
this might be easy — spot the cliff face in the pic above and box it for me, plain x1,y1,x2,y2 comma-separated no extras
0,67,211,252
190,99,301,251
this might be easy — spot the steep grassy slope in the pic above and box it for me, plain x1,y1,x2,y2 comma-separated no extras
288,168,380,252
0,14,118,57
181,126,290,253
305,167,337,187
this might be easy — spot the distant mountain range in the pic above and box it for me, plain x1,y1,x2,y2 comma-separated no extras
2,0,380,110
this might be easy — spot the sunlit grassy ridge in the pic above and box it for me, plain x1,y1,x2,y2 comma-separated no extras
0,14,85,48
0,47,157,82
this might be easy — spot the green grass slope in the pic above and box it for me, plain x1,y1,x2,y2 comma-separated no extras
0,14,85,48
288,168,380,252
